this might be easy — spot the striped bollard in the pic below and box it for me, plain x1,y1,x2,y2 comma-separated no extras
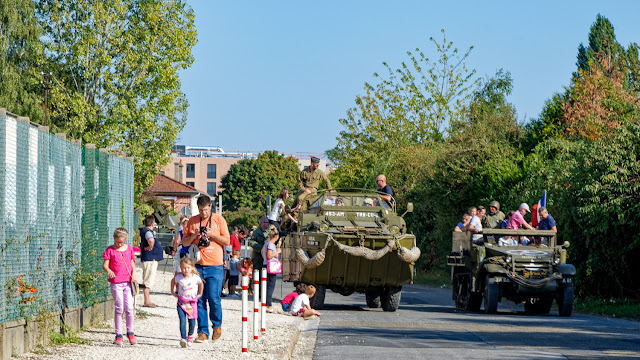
261,268,267,332
253,269,259,341
241,276,248,353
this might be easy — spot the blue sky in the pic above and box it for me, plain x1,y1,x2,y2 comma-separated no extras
178,0,640,155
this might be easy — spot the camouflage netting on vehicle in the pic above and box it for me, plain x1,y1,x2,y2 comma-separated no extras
295,233,421,269
0,110,135,323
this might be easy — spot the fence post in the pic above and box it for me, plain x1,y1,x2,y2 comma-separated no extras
261,268,267,332
253,269,259,341
241,275,248,353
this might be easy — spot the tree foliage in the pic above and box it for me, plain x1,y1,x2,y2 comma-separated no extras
0,0,45,121
36,0,197,201
220,151,300,212
327,30,479,188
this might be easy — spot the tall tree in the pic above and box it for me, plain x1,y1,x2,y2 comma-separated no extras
327,30,479,188
220,151,300,212
37,0,197,200
0,0,44,121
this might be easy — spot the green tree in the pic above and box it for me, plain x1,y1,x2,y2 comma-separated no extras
404,71,523,269
220,151,300,212
37,0,197,202
327,30,479,188
0,0,44,121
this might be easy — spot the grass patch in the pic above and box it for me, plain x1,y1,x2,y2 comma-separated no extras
574,297,640,320
136,309,160,320
49,324,90,345
413,269,450,288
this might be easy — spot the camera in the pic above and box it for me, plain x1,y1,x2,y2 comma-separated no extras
198,226,210,247
164,245,174,256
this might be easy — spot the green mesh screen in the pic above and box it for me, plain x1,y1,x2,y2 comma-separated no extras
0,111,135,323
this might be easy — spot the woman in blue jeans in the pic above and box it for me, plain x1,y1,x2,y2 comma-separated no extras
261,225,281,313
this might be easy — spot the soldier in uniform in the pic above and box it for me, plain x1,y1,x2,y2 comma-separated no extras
291,156,332,211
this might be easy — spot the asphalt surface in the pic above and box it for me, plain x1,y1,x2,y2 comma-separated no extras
310,283,640,360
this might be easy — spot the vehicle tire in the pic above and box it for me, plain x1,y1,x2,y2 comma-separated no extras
524,298,552,314
483,275,499,314
365,288,382,308
381,286,402,312
557,282,573,317
310,284,326,310
453,273,481,311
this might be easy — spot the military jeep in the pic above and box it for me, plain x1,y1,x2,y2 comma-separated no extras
447,228,575,316
281,189,420,311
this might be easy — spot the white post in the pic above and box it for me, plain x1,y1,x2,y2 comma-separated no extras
261,268,267,332
253,269,259,341
218,194,222,214
241,275,248,353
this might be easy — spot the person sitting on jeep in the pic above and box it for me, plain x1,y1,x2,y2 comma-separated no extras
454,213,471,232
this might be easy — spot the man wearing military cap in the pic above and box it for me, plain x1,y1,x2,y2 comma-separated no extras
291,156,332,211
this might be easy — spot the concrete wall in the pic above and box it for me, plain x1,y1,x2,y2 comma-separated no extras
0,299,114,360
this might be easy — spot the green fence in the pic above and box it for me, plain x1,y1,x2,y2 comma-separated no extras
0,109,135,323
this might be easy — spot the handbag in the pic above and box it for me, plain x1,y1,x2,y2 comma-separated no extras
120,250,139,296
267,255,282,275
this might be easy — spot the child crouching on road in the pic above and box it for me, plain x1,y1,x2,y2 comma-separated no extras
171,257,204,347
281,283,306,313
289,285,322,318
103,228,138,346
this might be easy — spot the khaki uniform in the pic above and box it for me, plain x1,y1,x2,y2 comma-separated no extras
293,167,331,209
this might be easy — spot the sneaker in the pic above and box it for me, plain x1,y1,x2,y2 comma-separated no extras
180,338,187,348
113,335,123,346
195,332,208,343
187,335,194,347
211,327,222,341
229,293,240,299
127,333,137,345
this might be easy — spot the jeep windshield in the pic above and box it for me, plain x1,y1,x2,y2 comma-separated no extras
311,193,391,210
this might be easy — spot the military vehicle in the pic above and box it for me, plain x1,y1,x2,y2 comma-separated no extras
281,189,420,311
150,204,179,249
447,228,575,316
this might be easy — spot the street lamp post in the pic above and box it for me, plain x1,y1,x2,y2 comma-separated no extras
40,71,52,126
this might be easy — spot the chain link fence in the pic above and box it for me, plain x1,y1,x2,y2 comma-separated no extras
0,109,135,323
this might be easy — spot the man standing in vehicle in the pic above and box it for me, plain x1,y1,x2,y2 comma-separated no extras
182,195,230,343
482,201,505,229
537,206,557,233
291,156,331,211
376,174,394,204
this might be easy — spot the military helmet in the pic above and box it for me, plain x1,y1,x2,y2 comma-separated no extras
489,200,500,210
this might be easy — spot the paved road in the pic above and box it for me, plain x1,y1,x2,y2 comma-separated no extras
310,284,640,360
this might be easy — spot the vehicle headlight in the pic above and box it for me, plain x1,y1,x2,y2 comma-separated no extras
389,225,400,234
319,223,329,232
505,256,511,263
554,258,560,265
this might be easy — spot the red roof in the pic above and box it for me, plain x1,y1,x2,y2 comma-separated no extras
145,173,206,195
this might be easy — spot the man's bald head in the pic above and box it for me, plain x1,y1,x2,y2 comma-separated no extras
376,174,387,187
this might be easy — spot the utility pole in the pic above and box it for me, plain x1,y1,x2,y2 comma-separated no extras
40,72,52,126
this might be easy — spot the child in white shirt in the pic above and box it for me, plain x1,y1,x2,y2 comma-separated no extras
289,285,322,318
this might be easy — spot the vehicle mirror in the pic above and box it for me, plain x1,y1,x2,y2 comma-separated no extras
401,203,414,217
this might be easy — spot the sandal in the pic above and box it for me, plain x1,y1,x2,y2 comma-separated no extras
143,303,157,308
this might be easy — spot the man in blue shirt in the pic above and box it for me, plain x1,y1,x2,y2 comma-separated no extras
537,206,557,233
376,174,394,204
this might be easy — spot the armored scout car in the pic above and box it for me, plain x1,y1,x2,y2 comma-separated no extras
447,228,575,316
281,189,420,311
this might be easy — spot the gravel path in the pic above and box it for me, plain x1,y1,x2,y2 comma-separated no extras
19,268,304,360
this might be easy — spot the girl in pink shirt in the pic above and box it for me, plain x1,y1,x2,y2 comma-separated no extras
103,228,138,346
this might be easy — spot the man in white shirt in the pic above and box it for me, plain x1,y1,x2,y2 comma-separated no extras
465,206,484,244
